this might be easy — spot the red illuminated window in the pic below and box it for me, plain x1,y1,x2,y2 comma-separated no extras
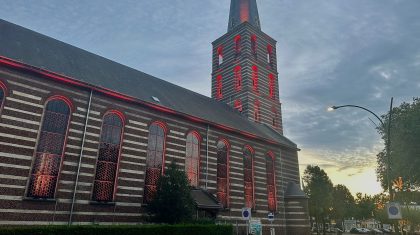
272,107,279,128
243,146,254,208
269,74,275,99
251,35,257,57
234,99,243,112
217,140,229,208
217,46,223,66
0,82,5,114
252,65,258,92
27,97,72,199
144,122,166,204
254,100,260,122
216,75,223,99
267,45,273,66
185,132,200,187
234,35,242,57
266,152,277,212
234,66,242,91
92,111,124,202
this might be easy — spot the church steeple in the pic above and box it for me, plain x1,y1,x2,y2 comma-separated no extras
228,0,261,32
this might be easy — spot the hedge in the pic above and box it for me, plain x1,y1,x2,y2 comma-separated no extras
0,224,233,235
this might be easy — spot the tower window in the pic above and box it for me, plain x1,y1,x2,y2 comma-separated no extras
251,35,257,57
217,139,230,208
272,107,279,128
234,66,242,91
216,75,223,99
217,46,224,66
144,122,166,204
27,97,72,199
234,99,243,112
185,131,200,187
254,100,260,122
234,35,242,57
252,65,259,92
266,152,277,212
269,74,275,99
267,45,273,66
243,146,254,209
92,111,124,202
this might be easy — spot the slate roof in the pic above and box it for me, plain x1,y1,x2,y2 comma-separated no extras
190,189,223,210
0,19,297,148
228,0,261,32
284,182,308,199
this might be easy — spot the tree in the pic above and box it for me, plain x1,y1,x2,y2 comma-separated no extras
331,184,355,228
147,161,195,224
354,193,376,220
377,98,420,190
303,165,334,235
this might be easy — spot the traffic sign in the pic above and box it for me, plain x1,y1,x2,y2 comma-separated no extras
268,212,274,222
387,202,402,219
242,207,251,220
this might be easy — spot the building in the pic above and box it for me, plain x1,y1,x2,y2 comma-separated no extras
0,0,310,234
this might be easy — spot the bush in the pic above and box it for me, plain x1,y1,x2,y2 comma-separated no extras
0,224,233,235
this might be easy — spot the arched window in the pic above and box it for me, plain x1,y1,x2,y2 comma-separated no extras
251,35,257,57
234,66,242,91
27,97,72,198
217,139,229,208
243,146,254,208
185,132,200,187
217,46,224,66
92,111,124,202
216,75,223,99
144,122,166,203
234,35,242,57
0,82,5,113
252,65,258,92
269,74,275,99
267,45,273,66
234,99,243,112
254,100,260,122
266,152,277,212
272,107,279,128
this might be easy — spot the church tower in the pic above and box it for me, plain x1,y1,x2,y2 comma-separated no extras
211,0,283,133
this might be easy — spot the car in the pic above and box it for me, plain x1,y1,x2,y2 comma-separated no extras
350,228,363,234
372,228,384,234
359,228,370,234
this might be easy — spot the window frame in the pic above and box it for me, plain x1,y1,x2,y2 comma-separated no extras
216,75,223,99
234,35,242,56
243,145,255,209
217,46,224,66
216,139,230,208
252,65,259,92
91,110,125,202
266,152,277,212
254,100,261,122
0,81,6,115
185,131,201,187
234,66,242,91
26,95,73,199
269,73,275,99
143,121,167,204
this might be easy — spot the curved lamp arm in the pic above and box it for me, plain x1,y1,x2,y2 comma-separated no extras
328,105,384,126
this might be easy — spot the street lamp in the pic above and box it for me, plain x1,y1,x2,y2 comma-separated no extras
327,98,394,200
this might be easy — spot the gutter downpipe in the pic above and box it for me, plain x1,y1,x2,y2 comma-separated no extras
68,89,93,225
205,124,210,189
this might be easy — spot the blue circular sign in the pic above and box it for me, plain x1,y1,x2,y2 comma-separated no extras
243,210,249,218
389,206,399,215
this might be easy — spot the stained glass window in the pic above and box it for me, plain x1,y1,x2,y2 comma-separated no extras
217,140,229,208
266,153,276,212
143,122,166,204
185,132,200,187
27,98,71,198
243,146,254,208
92,112,124,202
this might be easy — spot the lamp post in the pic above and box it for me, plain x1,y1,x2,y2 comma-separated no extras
328,97,394,200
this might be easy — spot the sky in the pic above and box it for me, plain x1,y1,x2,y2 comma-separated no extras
1,0,419,196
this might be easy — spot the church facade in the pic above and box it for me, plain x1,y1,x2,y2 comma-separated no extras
0,0,310,234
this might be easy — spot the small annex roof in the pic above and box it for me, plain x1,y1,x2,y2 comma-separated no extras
284,182,308,199
0,19,296,148
190,188,223,210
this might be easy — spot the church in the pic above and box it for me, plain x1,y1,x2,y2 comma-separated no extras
0,0,310,234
